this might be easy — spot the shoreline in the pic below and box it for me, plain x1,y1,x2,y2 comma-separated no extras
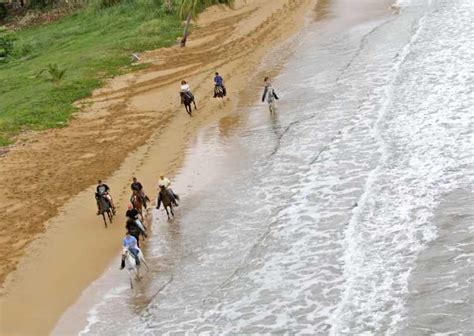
0,1,318,334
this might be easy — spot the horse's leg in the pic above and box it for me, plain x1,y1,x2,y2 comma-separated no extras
164,206,170,220
102,213,107,228
193,99,197,109
127,270,134,289
170,204,174,217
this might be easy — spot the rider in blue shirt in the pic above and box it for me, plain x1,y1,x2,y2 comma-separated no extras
120,232,140,269
213,72,227,97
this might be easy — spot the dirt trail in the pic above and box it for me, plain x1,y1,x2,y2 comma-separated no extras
0,0,317,334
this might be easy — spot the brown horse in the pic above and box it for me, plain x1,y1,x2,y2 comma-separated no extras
156,186,175,220
96,194,113,228
131,190,145,220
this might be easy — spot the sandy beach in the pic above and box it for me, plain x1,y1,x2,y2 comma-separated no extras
3,0,471,334
0,0,317,334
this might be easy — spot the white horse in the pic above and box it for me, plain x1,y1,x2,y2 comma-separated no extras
121,247,149,289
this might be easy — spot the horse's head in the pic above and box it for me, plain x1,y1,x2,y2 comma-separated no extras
122,247,129,258
131,195,142,209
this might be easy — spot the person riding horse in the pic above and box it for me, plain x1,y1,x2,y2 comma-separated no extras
125,205,147,238
180,80,197,115
120,231,140,269
156,185,177,219
180,80,194,102
213,72,227,98
126,217,144,247
95,180,115,215
130,177,149,208
158,174,179,206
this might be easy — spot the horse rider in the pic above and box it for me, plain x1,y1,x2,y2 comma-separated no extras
125,204,147,237
120,231,140,269
131,177,149,208
158,173,179,206
126,217,143,247
213,72,227,97
96,179,115,214
156,184,176,212
262,76,279,103
180,80,194,104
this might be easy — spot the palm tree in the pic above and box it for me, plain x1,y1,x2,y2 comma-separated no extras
36,63,67,86
178,0,234,47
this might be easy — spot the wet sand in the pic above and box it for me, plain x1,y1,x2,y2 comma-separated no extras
0,0,318,335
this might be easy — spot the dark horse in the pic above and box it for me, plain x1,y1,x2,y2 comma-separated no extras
97,194,113,228
126,218,146,247
214,85,226,98
180,91,197,116
156,185,175,220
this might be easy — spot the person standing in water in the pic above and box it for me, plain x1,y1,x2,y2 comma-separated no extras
261,76,279,102
261,76,279,113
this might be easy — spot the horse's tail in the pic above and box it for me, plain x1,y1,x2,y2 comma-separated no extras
139,252,149,271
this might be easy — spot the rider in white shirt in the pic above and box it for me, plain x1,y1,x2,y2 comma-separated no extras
158,174,179,206
158,174,171,188
180,80,194,105
180,81,190,93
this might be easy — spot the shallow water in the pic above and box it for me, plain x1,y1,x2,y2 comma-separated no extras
54,0,473,334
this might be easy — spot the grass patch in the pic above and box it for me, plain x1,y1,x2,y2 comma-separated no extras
0,0,183,145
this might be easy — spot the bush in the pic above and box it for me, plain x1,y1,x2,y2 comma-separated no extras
93,0,125,10
0,27,15,62
0,4,7,20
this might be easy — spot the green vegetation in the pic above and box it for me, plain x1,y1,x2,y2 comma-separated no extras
0,0,235,145
0,0,183,145
0,26,14,62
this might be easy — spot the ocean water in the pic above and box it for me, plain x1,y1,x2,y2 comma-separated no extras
54,0,473,334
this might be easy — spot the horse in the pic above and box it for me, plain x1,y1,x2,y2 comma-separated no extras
121,247,148,289
126,217,147,244
214,85,225,98
156,186,175,220
131,190,146,221
96,194,113,228
180,91,197,116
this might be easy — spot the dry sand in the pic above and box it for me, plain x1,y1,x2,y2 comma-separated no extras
0,0,318,334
